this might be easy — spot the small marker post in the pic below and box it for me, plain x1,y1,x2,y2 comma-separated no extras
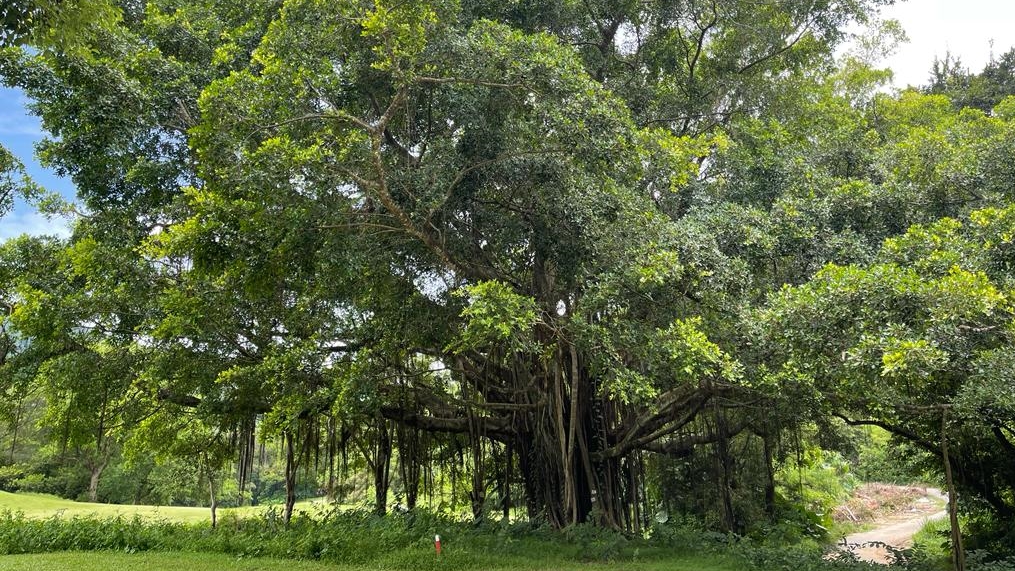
435,534,442,555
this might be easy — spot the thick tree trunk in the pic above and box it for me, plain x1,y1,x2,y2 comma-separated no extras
381,312,715,530
87,459,107,503
513,347,613,528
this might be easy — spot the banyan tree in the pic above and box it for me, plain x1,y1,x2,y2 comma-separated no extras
2,0,892,529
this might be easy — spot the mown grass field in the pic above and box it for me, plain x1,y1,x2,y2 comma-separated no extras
0,550,743,571
0,491,326,523
0,551,345,570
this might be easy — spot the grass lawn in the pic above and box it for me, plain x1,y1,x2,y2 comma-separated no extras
0,491,331,523
0,551,743,571
0,552,350,570
0,493,781,571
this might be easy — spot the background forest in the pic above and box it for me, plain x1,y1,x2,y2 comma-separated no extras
0,0,1014,564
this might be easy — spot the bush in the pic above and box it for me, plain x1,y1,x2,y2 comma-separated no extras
0,461,89,499
967,550,1015,571
563,522,628,561
0,506,1000,571
0,465,28,492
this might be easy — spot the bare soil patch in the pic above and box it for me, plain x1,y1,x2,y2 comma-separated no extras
835,485,947,565
833,483,938,525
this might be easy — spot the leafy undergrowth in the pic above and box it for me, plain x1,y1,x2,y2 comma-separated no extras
910,517,1015,571
0,506,961,571
910,518,952,569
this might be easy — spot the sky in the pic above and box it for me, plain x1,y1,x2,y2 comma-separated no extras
1,0,1015,240
0,85,73,241
878,0,1015,88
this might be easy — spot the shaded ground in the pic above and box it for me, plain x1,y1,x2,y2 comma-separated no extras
841,487,947,564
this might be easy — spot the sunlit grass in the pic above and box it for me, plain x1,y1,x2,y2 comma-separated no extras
910,517,952,570
0,552,351,571
0,550,743,571
0,491,331,523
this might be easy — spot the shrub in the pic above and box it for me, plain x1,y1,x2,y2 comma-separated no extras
0,505,1001,571
0,465,28,492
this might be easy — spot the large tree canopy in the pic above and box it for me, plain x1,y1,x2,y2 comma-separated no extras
5,0,1015,535
760,204,1015,517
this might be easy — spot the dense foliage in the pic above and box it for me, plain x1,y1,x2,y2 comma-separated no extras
0,0,1013,558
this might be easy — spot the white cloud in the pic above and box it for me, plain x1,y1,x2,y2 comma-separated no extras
0,210,71,241
878,1,1015,88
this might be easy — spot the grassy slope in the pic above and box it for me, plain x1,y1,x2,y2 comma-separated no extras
0,551,742,571
0,491,329,523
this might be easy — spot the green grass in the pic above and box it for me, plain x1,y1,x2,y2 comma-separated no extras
0,550,742,571
0,493,875,571
0,551,352,570
909,518,952,570
0,491,328,523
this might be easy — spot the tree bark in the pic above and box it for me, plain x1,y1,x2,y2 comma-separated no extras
209,471,218,529
8,396,22,463
762,432,776,517
714,408,737,533
397,424,421,510
283,430,298,524
373,419,391,516
942,408,966,571
86,455,108,503
501,441,512,521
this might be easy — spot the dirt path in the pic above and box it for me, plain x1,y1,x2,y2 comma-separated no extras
842,488,947,564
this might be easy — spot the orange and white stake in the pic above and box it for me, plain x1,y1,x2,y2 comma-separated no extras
435,534,442,555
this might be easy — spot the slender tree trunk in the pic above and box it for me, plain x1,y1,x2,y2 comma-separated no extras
942,408,966,571
502,441,512,521
762,432,776,518
209,471,218,529
469,427,485,522
283,430,298,524
565,345,580,524
8,396,22,463
397,423,421,510
373,419,391,516
327,416,337,502
628,453,642,533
